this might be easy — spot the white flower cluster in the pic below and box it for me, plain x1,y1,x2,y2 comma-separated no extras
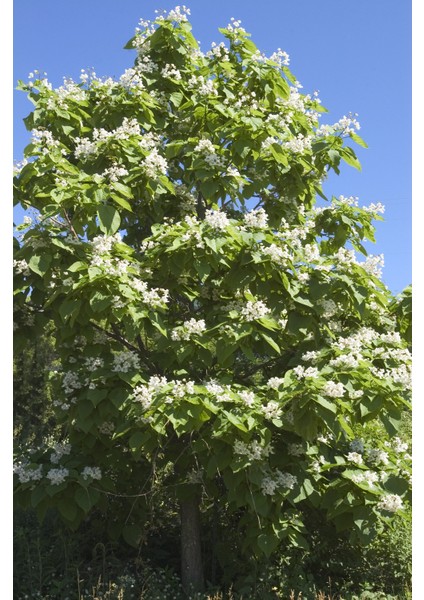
363,202,385,214
269,48,290,66
267,377,284,390
101,163,129,182
92,233,122,253
119,67,145,91
316,113,361,137
14,259,30,276
62,371,82,395
84,357,104,371
171,318,206,341
234,439,273,461
133,375,169,410
156,5,191,23
262,401,282,420
207,42,230,62
367,448,389,465
351,470,379,487
161,63,182,80
302,350,319,363
285,133,312,154
50,442,72,464
14,461,43,484
112,351,141,373
82,466,102,480
347,452,363,465
239,390,255,407
261,470,297,495
205,380,232,403
225,17,246,34
31,128,60,151
204,209,229,230
244,208,268,229
188,75,218,96
322,381,345,398
377,494,404,513
329,353,359,369
46,467,69,485
133,280,169,308
240,300,270,322
292,365,319,379
141,148,168,179
262,244,290,264
360,254,384,278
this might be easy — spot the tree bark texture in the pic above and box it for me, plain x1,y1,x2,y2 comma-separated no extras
180,494,204,594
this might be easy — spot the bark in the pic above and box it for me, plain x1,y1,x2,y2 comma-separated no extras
180,494,204,594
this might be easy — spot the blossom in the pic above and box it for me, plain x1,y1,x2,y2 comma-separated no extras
46,467,69,485
171,318,206,341
112,351,141,373
204,209,229,230
141,148,168,179
240,300,270,322
377,494,404,513
244,208,268,229
234,440,273,461
82,466,102,480
239,390,255,407
347,452,363,465
323,381,345,398
267,377,284,390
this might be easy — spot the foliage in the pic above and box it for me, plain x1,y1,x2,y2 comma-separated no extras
13,3,411,580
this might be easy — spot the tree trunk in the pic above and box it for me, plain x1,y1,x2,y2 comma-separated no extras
180,494,204,594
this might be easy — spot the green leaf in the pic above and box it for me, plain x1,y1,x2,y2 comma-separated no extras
112,181,133,199
257,533,280,557
260,332,280,354
59,298,82,323
75,487,93,512
122,524,143,547
28,254,52,276
57,499,77,522
110,193,132,212
350,132,368,148
222,411,248,432
98,205,121,235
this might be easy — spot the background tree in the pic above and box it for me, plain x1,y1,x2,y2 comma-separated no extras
13,6,411,595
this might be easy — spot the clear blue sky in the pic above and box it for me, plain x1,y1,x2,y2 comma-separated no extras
13,0,412,295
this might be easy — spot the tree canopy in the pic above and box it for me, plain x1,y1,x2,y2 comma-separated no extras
13,6,411,581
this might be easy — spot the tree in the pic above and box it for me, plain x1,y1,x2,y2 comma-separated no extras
13,6,411,594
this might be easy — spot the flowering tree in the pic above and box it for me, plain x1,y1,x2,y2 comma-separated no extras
13,6,411,593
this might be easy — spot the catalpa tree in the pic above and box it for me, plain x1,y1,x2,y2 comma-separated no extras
13,6,411,593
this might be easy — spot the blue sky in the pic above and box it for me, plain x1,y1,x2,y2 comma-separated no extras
13,0,412,294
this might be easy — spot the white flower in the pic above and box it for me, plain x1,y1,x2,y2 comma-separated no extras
82,466,102,480
267,377,284,390
141,148,168,179
112,351,140,373
46,467,69,485
204,209,229,230
377,494,404,513
347,452,363,465
239,390,255,407
323,381,344,398
293,365,319,379
171,318,206,341
240,300,270,322
244,208,268,229
368,448,389,465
